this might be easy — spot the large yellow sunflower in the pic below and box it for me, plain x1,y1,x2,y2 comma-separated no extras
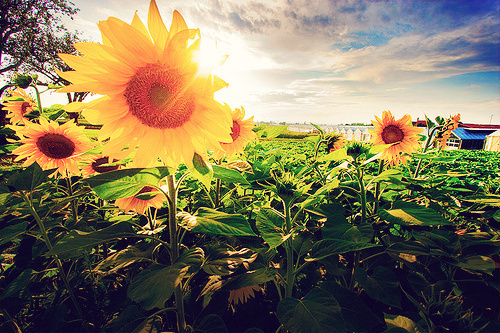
56,0,232,168
10,118,93,176
212,105,257,159
115,185,166,214
369,110,421,166
3,88,37,124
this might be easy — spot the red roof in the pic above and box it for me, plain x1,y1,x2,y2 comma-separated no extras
412,118,500,129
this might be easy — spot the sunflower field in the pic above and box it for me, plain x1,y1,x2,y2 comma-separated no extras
1,1,499,332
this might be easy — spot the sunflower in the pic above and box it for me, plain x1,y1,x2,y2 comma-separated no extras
228,284,262,307
369,110,422,166
435,113,460,149
56,0,232,168
3,88,37,124
212,105,257,159
326,133,346,153
115,185,166,214
81,155,121,177
10,118,93,176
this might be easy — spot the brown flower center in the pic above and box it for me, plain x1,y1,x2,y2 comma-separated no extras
21,102,31,114
135,186,156,200
230,120,241,141
36,133,75,159
381,125,404,144
125,64,195,129
91,157,120,173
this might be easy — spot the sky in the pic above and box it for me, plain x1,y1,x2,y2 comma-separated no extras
50,0,500,125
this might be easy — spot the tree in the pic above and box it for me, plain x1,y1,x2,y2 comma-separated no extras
0,0,87,103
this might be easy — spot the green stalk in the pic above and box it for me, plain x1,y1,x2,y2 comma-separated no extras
166,175,186,333
65,175,78,223
357,168,367,224
413,126,440,179
215,178,221,208
33,85,43,113
284,199,295,298
20,191,84,320
374,159,384,213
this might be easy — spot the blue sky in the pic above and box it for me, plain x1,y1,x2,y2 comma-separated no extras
55,0,499,125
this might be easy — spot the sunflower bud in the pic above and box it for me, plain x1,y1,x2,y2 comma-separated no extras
13,73,34,89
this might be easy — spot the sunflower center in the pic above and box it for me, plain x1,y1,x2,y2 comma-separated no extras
36,133,75,159
92,157,120,173
230,120,241,141
125,64,195,129
135,186,156,200
21,102,31,114
381,125,404,144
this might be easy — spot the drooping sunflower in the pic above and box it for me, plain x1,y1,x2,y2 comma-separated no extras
212,105,257,159
115,185,166,214
81,155,121,177
228,284,263,307
3,88,37,124
369,110,422,166
326,133,346,153
435,113,461,149
10,118,93,176
56,0,232,168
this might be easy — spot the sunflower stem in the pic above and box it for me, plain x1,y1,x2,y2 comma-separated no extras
357,168,367,225
166,174,186,333
374,159,385,213
32,85,43,113
215,178,221,208
284,199,295,298
20,191,84,321
413,125,440,179
65,175,78,224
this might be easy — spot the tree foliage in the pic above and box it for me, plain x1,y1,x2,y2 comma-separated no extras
0,0,85,101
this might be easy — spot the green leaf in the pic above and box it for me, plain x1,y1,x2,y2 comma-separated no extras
213,165,250,184
277,288,346,333
190,152,213,189
462,195,500,207
183,208,257,237
323,220,373,243
354,266,401,309
85,167,172,200
454,255,496,274
95,243,155,275
7,162,57,191
371,168,403,185
127,248,204,310
318,282,382,332
378,201,452,226
293,231,316,257
425,114,436,129
48,222,138,259
310,123,325,135
104,305,162,332
195,314,228,333
202,247,258,276
386,241,430,256
222,267,276,291
257,125,288,139
305,239,380,262
0,222,29,246
255,207,288,249
317,148,348,162
0,269,32,299
385,314,425,333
